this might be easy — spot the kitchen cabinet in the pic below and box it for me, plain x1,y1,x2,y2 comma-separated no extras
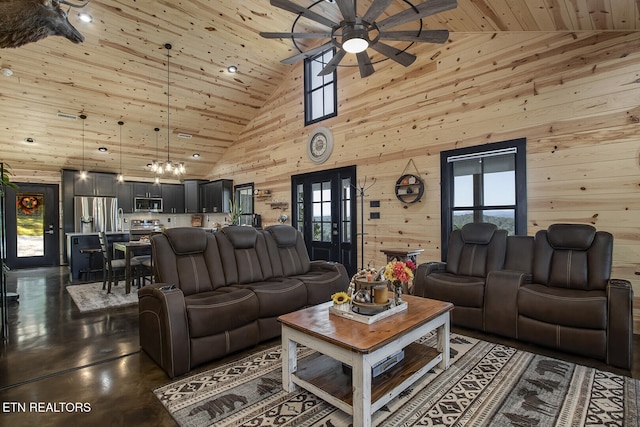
162,183,185,214
200,179,232,213
133,182,162,198
117,182,134,213
73,171,117,197
184,179,206,213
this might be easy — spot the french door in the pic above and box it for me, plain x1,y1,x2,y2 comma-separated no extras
4,183,60,269
292,166,357,276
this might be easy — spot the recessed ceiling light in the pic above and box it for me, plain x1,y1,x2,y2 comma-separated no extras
98,147,108,152
23,137,35,144
1,68,13,77
78,12,93,23
192,153,200,158
227,65,238,73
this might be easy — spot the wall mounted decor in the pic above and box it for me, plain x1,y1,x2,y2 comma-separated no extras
395,159,424,204
307,126,333,164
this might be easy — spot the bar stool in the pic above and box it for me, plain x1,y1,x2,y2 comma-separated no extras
79,247,103,282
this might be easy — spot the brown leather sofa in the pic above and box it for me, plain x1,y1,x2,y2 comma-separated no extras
138,225,349,378
415,223,634,370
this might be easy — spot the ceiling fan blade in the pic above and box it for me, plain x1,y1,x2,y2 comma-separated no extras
377,0,457,30
317,49,347,76
281,41,334,64
379,29,449,44
270,0,338,28
334,0,356,21
369,41,416,67
362,0,395,23
260,32,332,39
356,51,375,78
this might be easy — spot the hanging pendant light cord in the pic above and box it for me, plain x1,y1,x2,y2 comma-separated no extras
118,121,124,178
166,43,171,164
80,114,86,172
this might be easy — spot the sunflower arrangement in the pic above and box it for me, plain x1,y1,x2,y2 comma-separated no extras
331,291,351,305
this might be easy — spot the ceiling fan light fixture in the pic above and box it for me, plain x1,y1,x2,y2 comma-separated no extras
77,12,93,23
342,26,369,54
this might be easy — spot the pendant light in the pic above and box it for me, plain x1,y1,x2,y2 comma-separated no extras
151,127,161,173
79,114,87,179
117,121,125,182
164,43,186,176
153,127,161,184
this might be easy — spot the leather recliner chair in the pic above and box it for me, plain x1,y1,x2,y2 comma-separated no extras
413,222,507,329
498,224,633,369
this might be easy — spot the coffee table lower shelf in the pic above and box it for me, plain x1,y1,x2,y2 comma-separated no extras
294,342,441,412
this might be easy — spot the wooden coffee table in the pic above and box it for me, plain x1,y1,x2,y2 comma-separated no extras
278,295,453,427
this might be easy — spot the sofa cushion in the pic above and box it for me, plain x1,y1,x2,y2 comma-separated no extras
517,283,607,330
264,225,311,276
547,224,595,250
445,223,507,278
460,222,497,244
267,224,298,247
222,226,259,249
164,227,208,255
185,288,259,338
231,278,307,318
424,272,485,308
289,261,349,305
217,226,274,283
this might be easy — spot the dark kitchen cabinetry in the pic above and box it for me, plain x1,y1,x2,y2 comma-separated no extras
134,182,162,198
162,184,185,214
184,180,206,213
73,171,117,197
117,182,134,213
200,179,233,213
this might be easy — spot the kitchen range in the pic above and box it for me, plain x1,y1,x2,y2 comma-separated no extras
129,219,163,241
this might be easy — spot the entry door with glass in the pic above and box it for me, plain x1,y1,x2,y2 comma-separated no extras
5,183,60,269
292,166,357,276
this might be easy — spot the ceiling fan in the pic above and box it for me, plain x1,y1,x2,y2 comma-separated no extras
260,0,457,78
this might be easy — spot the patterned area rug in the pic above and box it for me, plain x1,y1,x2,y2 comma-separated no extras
66,282,138,312
154,333,640,427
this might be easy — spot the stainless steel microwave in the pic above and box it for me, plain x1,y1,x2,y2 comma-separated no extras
134,197,163,213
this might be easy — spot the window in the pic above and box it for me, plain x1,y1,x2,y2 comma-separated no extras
304,48,337,125
440,138,527,258
234,183,254,226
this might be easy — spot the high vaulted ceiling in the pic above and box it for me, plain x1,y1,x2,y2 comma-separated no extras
0,0,638,181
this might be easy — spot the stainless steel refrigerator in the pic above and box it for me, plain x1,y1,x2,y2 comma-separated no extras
74,197,119,233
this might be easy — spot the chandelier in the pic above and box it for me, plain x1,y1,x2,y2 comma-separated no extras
151,43,185,176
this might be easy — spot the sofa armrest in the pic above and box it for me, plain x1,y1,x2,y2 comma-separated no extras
413,262,446,297
607,278,634,370
484,270,530,337
310,260,343,272
138,283,190,378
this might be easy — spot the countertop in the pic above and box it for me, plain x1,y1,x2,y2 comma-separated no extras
66,231,130,237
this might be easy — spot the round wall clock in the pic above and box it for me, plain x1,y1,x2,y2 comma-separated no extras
307,127,333,164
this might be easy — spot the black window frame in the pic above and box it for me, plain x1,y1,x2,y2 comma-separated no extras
440,138,527,260
233,182,254,226
304,48,337,126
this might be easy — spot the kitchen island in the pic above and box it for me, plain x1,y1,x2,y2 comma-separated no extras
66,232,130,284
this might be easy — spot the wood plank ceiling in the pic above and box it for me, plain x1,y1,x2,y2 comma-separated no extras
0,0,638,180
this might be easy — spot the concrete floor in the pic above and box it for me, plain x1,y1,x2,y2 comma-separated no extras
0,267,638,426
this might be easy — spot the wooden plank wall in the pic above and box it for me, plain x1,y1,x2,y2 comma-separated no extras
212,31,640,330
